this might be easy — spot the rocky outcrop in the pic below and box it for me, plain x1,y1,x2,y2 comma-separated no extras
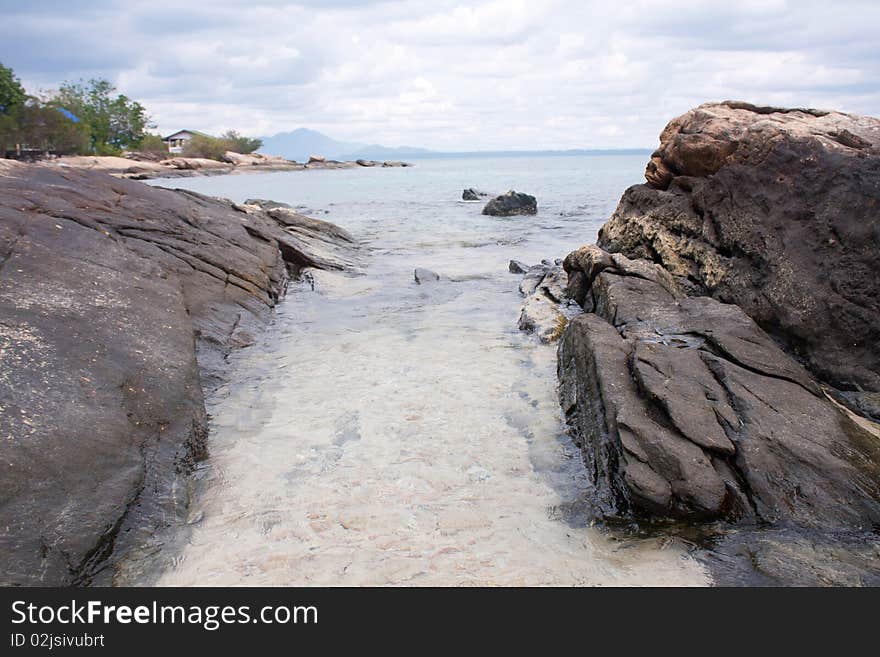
0,161,357,585
221,151,291,167
597,101,880,412
557,102,880,583
482,191,537,216
559,246,880,527
48,153,411,180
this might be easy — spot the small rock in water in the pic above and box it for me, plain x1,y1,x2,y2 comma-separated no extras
414,268,440,284
243,198,294,210
462,188,488,201
509,260,530,274
482,190,537,216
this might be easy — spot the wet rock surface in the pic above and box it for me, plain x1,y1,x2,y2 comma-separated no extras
557,102,880,584
482,190,537,216
515,260,579,343
0,161,356,585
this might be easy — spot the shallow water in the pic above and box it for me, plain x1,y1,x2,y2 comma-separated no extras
142,155,709,586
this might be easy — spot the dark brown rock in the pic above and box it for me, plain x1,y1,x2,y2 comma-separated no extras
559,248,880,528
482,191,537,216
597,101,880,400
0,161,356,585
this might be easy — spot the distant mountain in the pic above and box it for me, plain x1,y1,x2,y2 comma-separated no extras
258,128,359,161
259,127,652,161
258,128,433,162
342,143,435,160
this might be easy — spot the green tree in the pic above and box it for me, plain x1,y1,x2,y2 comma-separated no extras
137,133,169,156
17,100,90,155
0,62,26,114
219,130,262,154
181,131,263,160
181,133,227,160
0,99,90,156
54,78,149,153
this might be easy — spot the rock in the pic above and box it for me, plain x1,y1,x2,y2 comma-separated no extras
414,268,440,284
356,159,379,167
222,151,289,166
243,198,294,211
482,190,538,216
159,157,232,171
462,188,488,201
558,246,880,530
508,259,529,274
518,295,567,343
597,101,880,398
515,261,574,343
0,162,357,585
308,155,326,164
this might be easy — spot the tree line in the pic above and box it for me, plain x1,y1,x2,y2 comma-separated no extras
0,62,261,159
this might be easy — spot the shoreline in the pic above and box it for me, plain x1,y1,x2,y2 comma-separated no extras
37,153,413,181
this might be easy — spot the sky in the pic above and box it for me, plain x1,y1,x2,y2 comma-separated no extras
1,0,878,151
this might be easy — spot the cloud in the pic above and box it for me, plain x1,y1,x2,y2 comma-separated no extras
0,0,877,150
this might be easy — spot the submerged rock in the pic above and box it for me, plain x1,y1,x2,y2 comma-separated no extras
482,191,537,216
414,268,441,284
0,162,357,585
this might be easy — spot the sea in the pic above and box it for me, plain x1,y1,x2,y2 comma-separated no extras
127,153,709,586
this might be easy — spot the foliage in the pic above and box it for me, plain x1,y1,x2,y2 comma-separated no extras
182,130,263,160
0,99,90,155
0,63,26,114
137,133,169,156
53,78,150,153
181,133,228,160
219,130,262,154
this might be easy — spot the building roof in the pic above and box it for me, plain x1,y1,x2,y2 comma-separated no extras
162,129,211,141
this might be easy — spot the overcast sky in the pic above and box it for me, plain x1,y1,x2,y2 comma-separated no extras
1,0,878,150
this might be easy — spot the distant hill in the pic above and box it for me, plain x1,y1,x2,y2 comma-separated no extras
259,127,652,161
258,128,433,162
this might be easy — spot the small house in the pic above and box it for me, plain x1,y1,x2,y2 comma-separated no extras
162,129,209,154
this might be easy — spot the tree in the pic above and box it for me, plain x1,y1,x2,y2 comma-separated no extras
219,130,262,154
0,62,26,114
137,133,169,156
53,78,149,153
181,134,227,160
17,100,90,155
0,99,90,156
181,131,264,160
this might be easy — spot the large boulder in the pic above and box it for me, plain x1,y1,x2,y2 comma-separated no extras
159,157,232,172
597,101,880,408
557,102,880,583
0,161,357,585
482,190,537,216
559,248,880,527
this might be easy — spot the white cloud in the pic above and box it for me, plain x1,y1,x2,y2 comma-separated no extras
0,0,877,150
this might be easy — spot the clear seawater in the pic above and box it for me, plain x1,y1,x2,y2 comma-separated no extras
133,155,709,586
